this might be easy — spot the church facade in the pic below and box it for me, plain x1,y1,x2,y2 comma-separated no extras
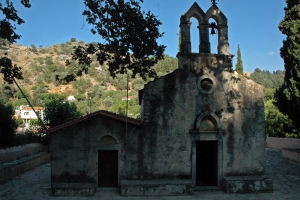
50,3,272,196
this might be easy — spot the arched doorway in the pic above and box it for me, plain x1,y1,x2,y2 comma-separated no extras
190,111,224,189
98,134,120,187
196,115,218,186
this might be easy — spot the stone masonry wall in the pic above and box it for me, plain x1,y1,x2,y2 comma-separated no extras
138,53,265,179
51,115,139,185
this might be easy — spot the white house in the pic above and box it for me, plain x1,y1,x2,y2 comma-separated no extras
67,95,76,101
18,105,44,127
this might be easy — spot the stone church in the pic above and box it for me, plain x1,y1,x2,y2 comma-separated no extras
50,2,272,196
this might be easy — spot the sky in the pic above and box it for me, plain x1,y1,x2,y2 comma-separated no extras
14,0,287,73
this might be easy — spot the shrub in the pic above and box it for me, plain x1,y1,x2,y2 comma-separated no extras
0,103,17,147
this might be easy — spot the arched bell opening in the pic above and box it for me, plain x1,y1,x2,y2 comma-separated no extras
190,17,200,53
208,18,218,54
205,5,230,55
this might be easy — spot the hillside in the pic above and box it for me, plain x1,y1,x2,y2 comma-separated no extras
0,40,178,118
1,40,285,119
0,41,95,94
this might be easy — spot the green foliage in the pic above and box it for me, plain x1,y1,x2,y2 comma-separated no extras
59,43,73,55
14,88,30,99
0,0,31,44
29,118,40,130
69,0,166,81
0,84,16,103
32,84,48,97
0,102,17,146
74,93,86,101
131,77,146,91
43,99,82,128
102,90,125,102
103,96,113,109
235,44,243,75
70,38,76,42
30,44,38,53
44,56,53,65
39,48,47,54
13,131,40,146
33,57,44,65
275,1,300,131
112,74,128,90
264,88,276,101
250,69,284,88
109,98,140,118
265,100,295,138
154,55,178,77
38,93,67,104
88,84,104,99
72,78,92,94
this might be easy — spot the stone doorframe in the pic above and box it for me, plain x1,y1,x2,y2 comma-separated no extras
190,131,224,188
93,133,121,187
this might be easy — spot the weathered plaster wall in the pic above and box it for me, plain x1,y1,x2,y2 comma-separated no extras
51,116,139,185
139,53,265,179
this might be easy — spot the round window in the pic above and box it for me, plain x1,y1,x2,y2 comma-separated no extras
197,75,217,94
200,78,213,91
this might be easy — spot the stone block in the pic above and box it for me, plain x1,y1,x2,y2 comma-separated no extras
120,179,194,196
52,183,96,196
282,148,300,163
222,176,273,193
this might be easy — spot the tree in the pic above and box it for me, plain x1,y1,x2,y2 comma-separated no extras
250,68,284,88
235,44,243,75
43,99,82,128
0,0,31,83
70,38,76,42
0,102,17,146
0,83,16,103
68,0,166,81
265,100,294,138
275,0,300,130
30,44,37,53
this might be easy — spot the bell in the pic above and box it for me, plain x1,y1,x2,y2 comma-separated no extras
209,22,218,35
210,28,216,35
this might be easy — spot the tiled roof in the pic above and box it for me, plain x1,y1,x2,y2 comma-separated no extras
48,110,140,133
21,107,44,111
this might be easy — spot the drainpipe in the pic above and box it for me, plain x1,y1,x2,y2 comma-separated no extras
126,74,129,144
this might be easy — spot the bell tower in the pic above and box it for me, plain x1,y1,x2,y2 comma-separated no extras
178,2,230,55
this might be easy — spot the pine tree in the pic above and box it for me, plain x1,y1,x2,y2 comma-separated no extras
275,0,300,132
235,44,244,75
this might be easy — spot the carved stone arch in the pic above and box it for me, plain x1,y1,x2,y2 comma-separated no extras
99,133,120,145
184,2,206,22
205,5,230,55
205,5,227,26
195,110,221,131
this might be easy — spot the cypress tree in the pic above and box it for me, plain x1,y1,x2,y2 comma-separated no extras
275,0,300,131
235,44,244,75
